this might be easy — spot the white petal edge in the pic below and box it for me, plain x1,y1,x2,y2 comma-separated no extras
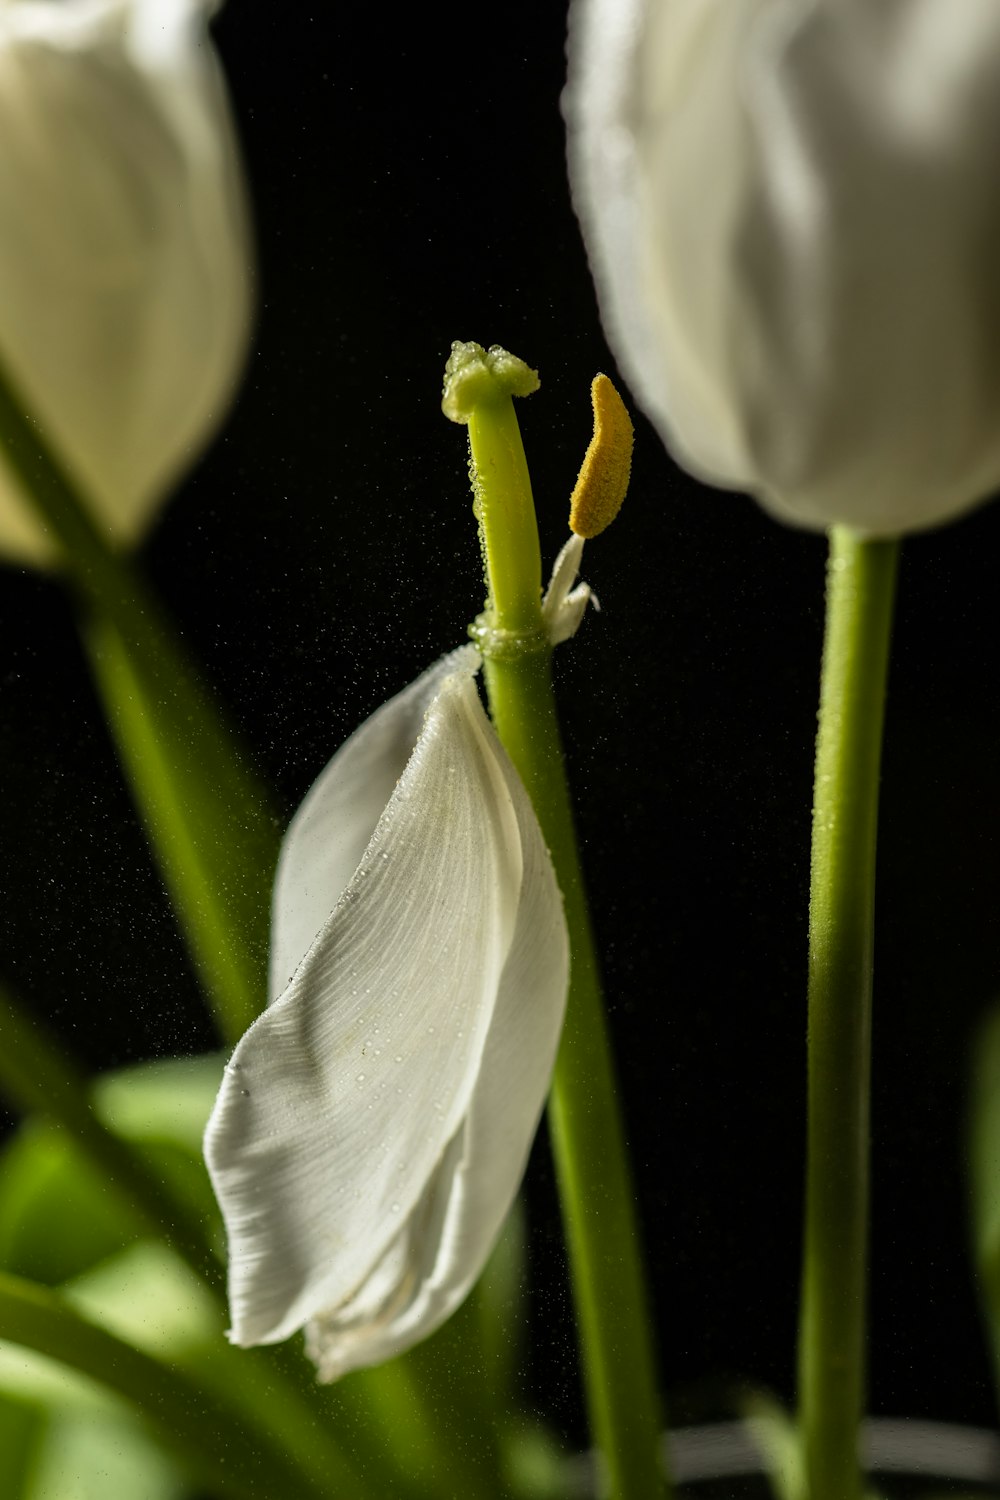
269,647,480,1001
204,650,568,1359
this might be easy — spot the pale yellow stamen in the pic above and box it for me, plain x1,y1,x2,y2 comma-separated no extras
568,373,634,539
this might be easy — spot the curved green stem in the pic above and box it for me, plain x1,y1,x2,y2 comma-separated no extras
0,352,278,1045
798,528,899,1500
0,1271,337,1500
461,383,667,1500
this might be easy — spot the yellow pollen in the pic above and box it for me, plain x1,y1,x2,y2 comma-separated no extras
568,373,634,539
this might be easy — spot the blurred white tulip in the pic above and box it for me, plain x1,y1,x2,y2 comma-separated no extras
0,0,252,565
204,648,569,1380
566,0,1000,536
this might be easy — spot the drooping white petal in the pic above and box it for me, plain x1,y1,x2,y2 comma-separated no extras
0,0,251,564
204,652,568,1368
567,0,1000,536
269,648,480,1000
306,713,568,1378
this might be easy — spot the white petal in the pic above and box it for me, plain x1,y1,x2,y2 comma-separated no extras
0,0,251,564
269,647,480,1000
204,653,567,1358
542,533,592,646
306,722,568,1379
567,0,1000,535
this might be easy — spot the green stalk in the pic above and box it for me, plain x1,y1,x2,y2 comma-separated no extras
452,360,666,1500
0,1271,336,1500
0,352,278,1045
468,397,542,635
798,528,899,1499
0,983,219,1284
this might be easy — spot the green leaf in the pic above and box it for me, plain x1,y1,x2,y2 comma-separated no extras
64,1241,222,1358
0,988,220,1282
0,1269,342,1500
739,1390,806,1500
0,1053,227,1290
502,1421,573,1500
0,1123,138,1286
25,1411,189,1500
0,1392,48,1498
93,1053,224,1157
478,1196,528,1411
0,1350,190,1500
92,1053,225,1242
967,1000,1000,1392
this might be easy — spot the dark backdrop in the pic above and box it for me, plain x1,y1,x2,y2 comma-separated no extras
2,0,999,1446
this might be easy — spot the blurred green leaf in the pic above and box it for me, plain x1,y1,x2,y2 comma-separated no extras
0,1123,137,1286
93,1053,225,1244
65,1236,347,1489
739,1390,805,1500
502,1421,573,1500
0,1054,226,1290
0,1392,47,1497
26,1410,190,1500
478,1196,528,1410
0,988,220,1281
967,1001,1000,1394
94,1053,224,1156
64,1241,222,1358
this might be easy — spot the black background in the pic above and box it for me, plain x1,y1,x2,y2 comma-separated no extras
2,0,1000,1448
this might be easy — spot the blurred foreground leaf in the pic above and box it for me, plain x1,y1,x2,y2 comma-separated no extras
739,1390,805,1500
967,1001,1000,1402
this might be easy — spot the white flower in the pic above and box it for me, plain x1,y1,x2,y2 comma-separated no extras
204,647,569,1380
566,0,1000,536
0,0,252,565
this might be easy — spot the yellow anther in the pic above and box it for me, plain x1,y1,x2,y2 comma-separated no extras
568,373,634,539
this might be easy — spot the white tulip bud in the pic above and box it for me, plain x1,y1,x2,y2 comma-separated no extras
566,0,1000,536
0,0,252,565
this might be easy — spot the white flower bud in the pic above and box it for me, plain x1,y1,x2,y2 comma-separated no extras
566,0,1000,535
0,0,252,565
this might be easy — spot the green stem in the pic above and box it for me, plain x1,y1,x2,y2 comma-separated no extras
464,389,666,1500
797,528,899,1500
468,398,542,634
0,1271,335,1500
0,352,278,1045
0,982,220,1285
